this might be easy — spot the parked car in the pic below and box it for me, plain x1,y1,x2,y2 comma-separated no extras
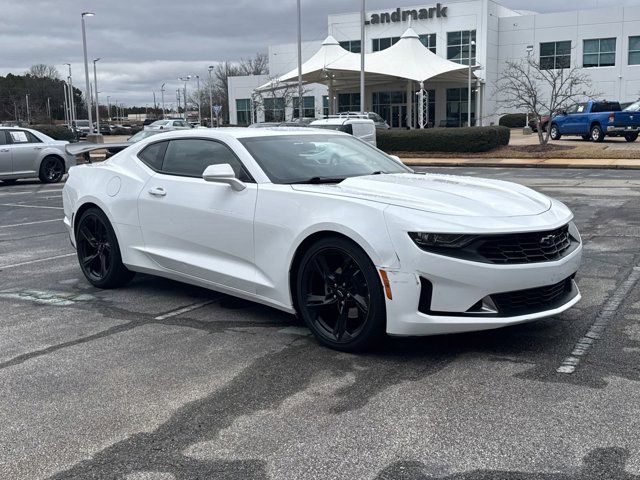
72,120,91,137
310,117,377,146
0,127,76,184
550,100,640,142
144,119,192,131
98,123,112,135
339,112,391,129
528,115,551,133
63,128,581,351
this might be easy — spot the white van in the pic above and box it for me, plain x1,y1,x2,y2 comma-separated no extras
309,118,377,146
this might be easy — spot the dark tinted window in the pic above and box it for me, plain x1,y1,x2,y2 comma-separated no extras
592,102,621,113
27,132,42,143
161,139,250,180
0,131,7,145
137,140,168,170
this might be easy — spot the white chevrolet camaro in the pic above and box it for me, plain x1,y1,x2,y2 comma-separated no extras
62,128,582,350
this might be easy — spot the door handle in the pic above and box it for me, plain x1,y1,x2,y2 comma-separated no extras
0,149,9,153
33,146,43,150
148,187,166,197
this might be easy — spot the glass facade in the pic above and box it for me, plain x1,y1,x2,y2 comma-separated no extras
629,36,640,65
322,96,329,117
419,34,437,54
446,88,476,127
540,41,571,69
236,99,251,125
372,37,400,51
583,38,616,67
447,30,476,65
263,97,285,122
293,96,315,118
337,93,360,112
339,40,361,53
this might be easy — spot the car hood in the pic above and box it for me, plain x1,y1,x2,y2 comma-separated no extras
290,173,552,217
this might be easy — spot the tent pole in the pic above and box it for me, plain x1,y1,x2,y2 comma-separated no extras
360,0,365,115
406,80,412,129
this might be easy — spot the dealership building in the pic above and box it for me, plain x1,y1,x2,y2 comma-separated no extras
228,0,640,128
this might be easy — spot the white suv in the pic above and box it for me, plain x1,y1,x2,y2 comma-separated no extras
144,119,193,131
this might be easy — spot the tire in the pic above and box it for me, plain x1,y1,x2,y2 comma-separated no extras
624,132,638,142
550,124,561,140
75,208,135,289
38,156,65,183
295,236,386,351
590,124,605,142
0,179,18,185
581,134,590,141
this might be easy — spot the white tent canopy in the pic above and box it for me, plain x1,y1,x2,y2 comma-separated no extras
257,27,477,91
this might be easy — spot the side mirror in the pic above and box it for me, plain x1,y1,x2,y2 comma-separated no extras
202,164,246,191
561,110,567,116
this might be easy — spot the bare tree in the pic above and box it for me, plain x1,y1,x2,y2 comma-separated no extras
28,64,60,80
251,77,308,122
496,57,594,144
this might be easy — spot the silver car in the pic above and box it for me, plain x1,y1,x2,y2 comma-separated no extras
143,119,193,131
0,127,76,184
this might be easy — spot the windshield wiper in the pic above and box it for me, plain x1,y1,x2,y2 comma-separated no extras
289,176,347,184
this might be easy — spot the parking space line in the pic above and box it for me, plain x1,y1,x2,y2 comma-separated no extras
0,189,63,197
154,300,217,320
0,253,75,270
557,265,640,374
0,203,63,210
0,219,61,229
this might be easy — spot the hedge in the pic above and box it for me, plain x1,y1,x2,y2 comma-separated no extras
499,113,527,128
32,124,76,142
377,126,510,153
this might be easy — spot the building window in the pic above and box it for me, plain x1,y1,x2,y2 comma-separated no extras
419,34,437,54
337,93,360,112
583,38,615,68
293,96,315,118
263,97,285,122
322,96,329,117
236,99,251,125
629,36,640,65
446,88,476,127
372,37,400,52
447,30,476,65
540,41,571,70
339,40,361,53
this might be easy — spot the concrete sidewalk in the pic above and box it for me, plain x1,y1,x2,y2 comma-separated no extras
401,157,640,169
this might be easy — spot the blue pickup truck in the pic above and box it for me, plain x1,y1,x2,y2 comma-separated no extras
549,100,640,142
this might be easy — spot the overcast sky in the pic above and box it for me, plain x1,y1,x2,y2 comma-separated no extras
1,0,638,106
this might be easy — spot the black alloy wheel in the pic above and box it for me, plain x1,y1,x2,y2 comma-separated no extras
39,156,64,183
76,208,134,288
296,237,385,351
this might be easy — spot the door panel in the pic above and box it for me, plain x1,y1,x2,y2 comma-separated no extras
0,131,11,176
7,130,39,174
137,173,258,292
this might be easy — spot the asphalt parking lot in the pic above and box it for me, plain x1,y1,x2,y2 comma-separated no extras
1,167,640,480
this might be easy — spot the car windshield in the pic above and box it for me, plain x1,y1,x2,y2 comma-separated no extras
75,120,89,127
239,134,410,184
150,120,170,126
624,101,640,112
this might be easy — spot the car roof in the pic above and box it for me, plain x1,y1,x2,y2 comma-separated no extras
310,118,374,126
132,127,345,142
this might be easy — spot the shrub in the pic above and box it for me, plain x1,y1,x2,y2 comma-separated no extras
377,126,510,153
499,113,527,128
32,124,76,142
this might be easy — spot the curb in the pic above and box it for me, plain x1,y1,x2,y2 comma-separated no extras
402,160,640,170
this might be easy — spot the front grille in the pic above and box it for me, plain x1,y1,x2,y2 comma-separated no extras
491,277,573,316
477,225,572,264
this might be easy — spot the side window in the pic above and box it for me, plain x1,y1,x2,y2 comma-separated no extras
26,132,42,143
161,139,251,181
0,131,7,145
8,130,31,144
137,141,168,171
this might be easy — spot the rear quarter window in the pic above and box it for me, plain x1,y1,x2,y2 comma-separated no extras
137,141,168,171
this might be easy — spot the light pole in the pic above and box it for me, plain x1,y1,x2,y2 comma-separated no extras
195,75,202,125
47,97,51,123
208,66,214,127
176,89,181,117
360,0,365,115
93,57,101,134
179,76,191,120
297,0,304,119
160,83,166,119
63,83,70,126
64,63,75,125
81,12,95,136
468,39,475,127
524,44,534,134
25,94,30,124
107,95,111,121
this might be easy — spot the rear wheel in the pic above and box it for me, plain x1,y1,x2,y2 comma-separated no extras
590,124,605,142
624,132,638,142
76,208,134,289
38,156,64,183
550,124,561,140
295,237,386,351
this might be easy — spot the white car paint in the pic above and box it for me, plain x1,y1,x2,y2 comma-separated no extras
62,128,581,337
0,127,76,181
144,119,192,131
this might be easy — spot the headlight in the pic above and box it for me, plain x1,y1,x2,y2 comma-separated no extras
408,232,478,249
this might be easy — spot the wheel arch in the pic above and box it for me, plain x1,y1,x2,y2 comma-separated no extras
72,198,120,243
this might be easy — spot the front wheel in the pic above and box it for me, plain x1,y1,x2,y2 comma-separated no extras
581,134,591,141
550,124,561,140
591,124,605,142
295,237,386,351
76,208,135,289
624,132,638,142
39,156,65,183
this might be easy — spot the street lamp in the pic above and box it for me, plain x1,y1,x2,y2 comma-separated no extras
195,75,201,125
64,63,75,124
160,83,166,119
208,66,214,127
81,12,96,138
524,45,534,134
107,95,111,121
178,75,191,120
468,40,474,126
93,57,101,134
25,94,30,124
